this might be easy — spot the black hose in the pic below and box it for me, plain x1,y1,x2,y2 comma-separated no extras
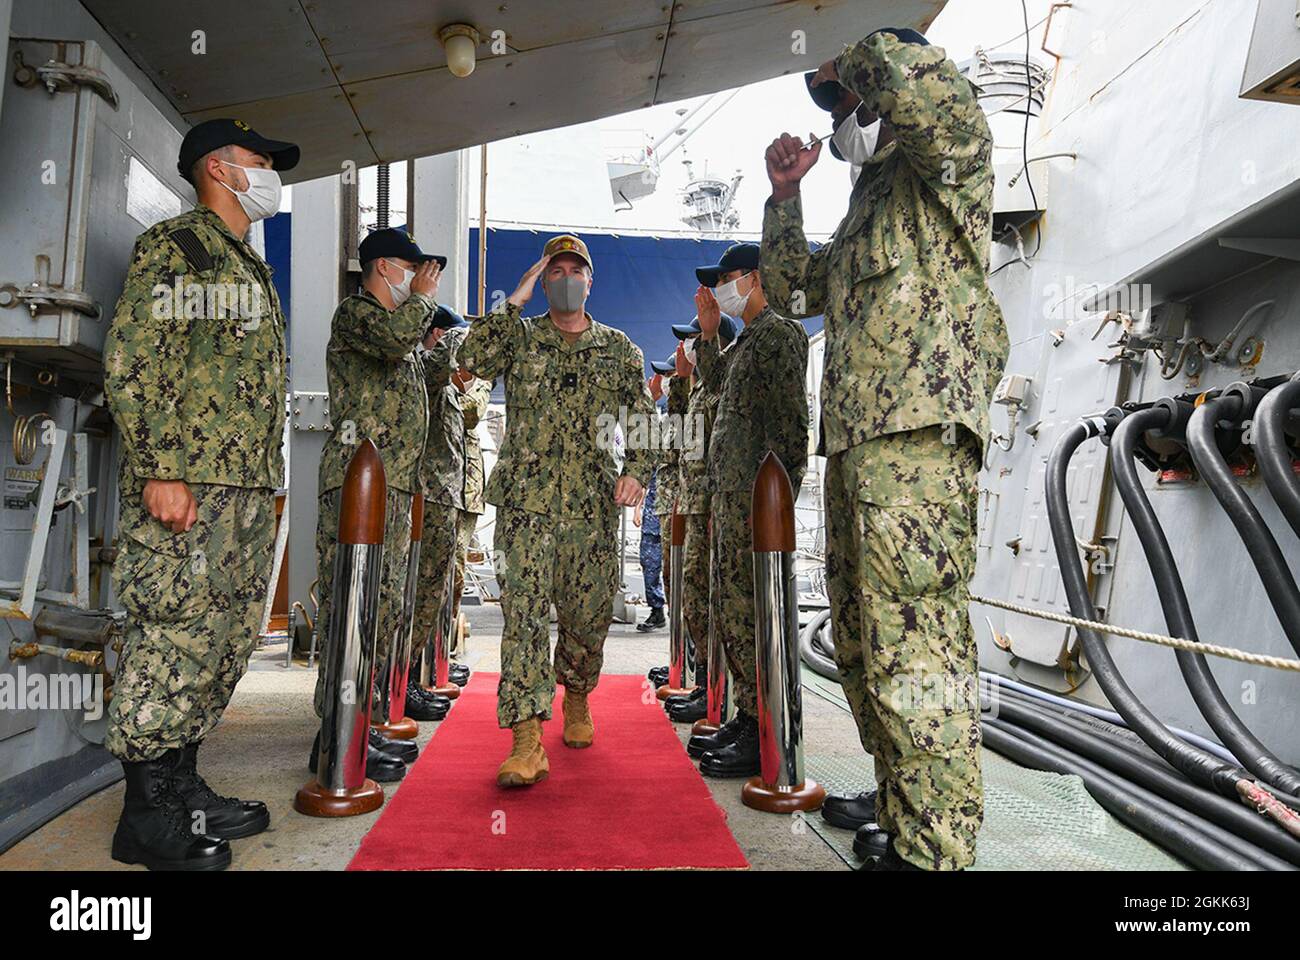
980,670,1241,763
983,691,1300,865
1187,391,1300,655
1111,405,1300,794
981,719,1283,870
1255,376,1300,540
1046,416,1241,796
798,608,838,681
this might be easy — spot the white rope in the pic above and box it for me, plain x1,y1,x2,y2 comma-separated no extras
971,594,1300,673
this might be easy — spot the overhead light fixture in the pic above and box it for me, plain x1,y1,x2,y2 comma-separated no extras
439,24,481,79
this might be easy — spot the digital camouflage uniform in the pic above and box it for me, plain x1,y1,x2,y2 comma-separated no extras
312,287,435,717
679,356,724,675
453,358,492,631
459,303,659,727
413,326,491,658
104,204,284,761
638,470,666,611
761,33,1010,870
698,307,809,717
655,376,690,588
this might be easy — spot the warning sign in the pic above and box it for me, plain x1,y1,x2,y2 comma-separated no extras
4,466,41,511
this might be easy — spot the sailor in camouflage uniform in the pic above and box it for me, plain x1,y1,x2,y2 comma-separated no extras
412,307,490,683
660,314,737,724
761,28,1010,871
644,362,691,688
103,119,299,870
684,243,810,779
457,235,660,787
451,344,491,664
312,228,448,784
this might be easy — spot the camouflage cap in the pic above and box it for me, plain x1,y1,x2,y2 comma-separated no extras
543,234,593,273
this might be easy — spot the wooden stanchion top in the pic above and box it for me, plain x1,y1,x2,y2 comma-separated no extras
411,494,424,541
670,502,686,547
338,439,387,546
751,451,795,553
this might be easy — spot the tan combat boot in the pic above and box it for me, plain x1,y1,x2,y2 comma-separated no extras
562,689,594,748
496,717,548,788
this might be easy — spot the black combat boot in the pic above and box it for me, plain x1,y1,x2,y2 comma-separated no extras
405,686,450,721
822,789,878,830
369,727,418,764
309,732,406,783
857,836,923,872
699,715,761,778
636,608,667,632
647,665,669,687
111,758,231,871
687,710,750,758
449,662,470,686
853,824,893,861
667,695,708,724
663,684,706,710
171,742,270,840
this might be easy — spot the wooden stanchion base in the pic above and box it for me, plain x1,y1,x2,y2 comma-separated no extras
656,685,694,701
691,718,721,736
741,777,826,815
293,777,384,818
431,683,461,700
372,716,419,740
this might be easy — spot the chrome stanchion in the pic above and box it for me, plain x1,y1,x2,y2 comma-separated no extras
693,615,732,736
742,452,824,814
373,495,423,739
658,505,694,700
295,440,387,817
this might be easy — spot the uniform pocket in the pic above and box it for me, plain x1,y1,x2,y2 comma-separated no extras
858,495,972,602
114,513,213,623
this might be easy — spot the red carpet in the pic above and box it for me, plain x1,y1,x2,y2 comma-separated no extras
347,673,749,870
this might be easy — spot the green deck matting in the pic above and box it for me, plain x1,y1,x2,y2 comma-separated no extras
799,669,1190,871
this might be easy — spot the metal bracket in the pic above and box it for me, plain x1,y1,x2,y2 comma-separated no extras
291,391,333,432
12,50,119,108
0,255,101,319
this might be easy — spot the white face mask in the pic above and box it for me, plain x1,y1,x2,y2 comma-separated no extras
832,112,882,172
218,161,282,222
713,273,753,318
682,336,698,365
385,263,415,308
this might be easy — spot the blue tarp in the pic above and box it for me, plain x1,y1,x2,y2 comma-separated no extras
263,219,824,380
468,227,823,377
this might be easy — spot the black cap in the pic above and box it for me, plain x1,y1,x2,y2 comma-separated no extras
672,313,738,346
358,228,448,270
650,355,677,376
696,243,761,288
429,303,468,330
805,72,845,112
178,118,300,184
875,27,930,46
806,29,928,111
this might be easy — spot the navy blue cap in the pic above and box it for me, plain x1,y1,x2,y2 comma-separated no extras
178,118,299,184
805,72,845,112
650,355,677,376
359,228,447,270
696,243,761,288
875,27,930,46
806,29,928,112
672,313,737,346
429,304,468,330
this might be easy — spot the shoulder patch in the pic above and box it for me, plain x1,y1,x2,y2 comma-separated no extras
169,227,215,273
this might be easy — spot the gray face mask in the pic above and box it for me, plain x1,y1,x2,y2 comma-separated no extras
544,274,588,314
